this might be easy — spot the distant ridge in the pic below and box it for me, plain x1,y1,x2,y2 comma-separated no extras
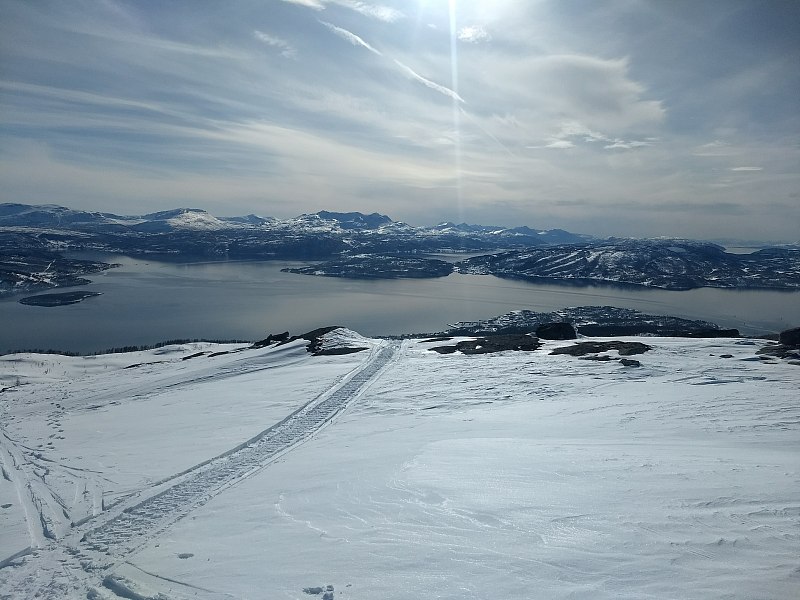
314,210,393,229
0,202,589,248
2,202,799,293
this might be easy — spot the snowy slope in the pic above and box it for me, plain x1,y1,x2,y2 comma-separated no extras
0,333,798,599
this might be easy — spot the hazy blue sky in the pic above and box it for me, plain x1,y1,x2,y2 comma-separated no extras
1,1,798,240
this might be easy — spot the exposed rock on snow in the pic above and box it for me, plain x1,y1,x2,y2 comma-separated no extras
430,334,540,354
756,342,800,361
756,326,800,361
535,322,577,340
303,584,334,597
550,340,652,356
287,326,372,356
779,326,800,347
447,306,736,338
251,331,291,348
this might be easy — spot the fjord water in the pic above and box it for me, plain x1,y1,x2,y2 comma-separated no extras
2,255,799,353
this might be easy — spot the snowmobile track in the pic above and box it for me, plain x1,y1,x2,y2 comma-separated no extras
80,341,399,558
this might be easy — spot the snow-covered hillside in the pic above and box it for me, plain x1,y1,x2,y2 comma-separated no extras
0,332,798,599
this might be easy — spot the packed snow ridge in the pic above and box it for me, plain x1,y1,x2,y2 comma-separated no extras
0,327,798,599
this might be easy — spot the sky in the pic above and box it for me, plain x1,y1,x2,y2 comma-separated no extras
0,0,798,241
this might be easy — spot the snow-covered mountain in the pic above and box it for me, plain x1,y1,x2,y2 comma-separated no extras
430,221,586,244
0,203,577,238
3,203,800,294
457,238,800,290
0,203,588,252
1,328,797,599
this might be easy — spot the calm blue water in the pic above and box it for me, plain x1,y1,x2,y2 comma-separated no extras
1,255,798,353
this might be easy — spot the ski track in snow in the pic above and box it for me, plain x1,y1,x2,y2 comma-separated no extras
0,341,399,599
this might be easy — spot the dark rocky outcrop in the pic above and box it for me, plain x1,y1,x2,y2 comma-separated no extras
289,327,369,356
251,331,290,348
669,328,740,338
447,307,734,338
779,327,800,347
286,326,340,352
251,327,368,355
535,322,577,340
756,327,800,361
550,341,652,357
619,358,641,367
757,343,800,360
431,334,540,355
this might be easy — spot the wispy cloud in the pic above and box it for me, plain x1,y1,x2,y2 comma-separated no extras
280,0,324,10
545,140,575,149
729,166,763,171
539,121,652,151
253,30,296,58
458,26,491,44
693,140,737,157
553,121,610,144
281,0,404,22
320,21,381,55
393,60,464,103
331,1,404,22
604,139,652,150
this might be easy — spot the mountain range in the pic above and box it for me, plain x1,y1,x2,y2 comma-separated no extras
1,203,799,295
456,238,800,290
0,203,588,255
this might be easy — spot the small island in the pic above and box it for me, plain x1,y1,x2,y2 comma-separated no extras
19,291,102,307
282,255,454,279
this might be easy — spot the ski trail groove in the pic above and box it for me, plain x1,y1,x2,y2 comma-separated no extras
0,430,67,548
81,341,399,558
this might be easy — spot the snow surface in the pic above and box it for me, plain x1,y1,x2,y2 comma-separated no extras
0,333,798,599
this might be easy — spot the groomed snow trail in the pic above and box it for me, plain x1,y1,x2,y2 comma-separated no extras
1,341,400,599
82,342,399,556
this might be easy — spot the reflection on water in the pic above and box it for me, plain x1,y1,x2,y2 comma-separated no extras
1,255,798,353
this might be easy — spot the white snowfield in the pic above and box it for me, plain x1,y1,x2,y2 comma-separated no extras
0,331,797,599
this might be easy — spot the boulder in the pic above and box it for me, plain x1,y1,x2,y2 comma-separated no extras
536,322,577,340
779,327,800,347
620,358,641,367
